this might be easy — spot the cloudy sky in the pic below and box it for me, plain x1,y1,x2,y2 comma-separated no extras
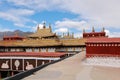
0,0,120,37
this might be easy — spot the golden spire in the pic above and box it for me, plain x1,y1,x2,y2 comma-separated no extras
102,27,105,32
49,23,52,32
37,24,39,31
92,27,95,32
67,31,69,36
63,33,64,36
49,23,51,29
43,22,46,28
83,28,85,33
72,32,74,38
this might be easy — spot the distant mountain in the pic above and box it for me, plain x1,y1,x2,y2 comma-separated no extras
0,30,33,40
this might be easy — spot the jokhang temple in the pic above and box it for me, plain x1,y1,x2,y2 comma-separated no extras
0,23,86,78
84,27,120,57
1,23,86,53
0,23,120,79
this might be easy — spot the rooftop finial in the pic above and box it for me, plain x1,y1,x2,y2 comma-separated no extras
67,31,69,36
92,27,95,32
49,23,51,29
83,28,85,33
72,32,74,38
102,27,105,32
37,24,39,31
43,22,46,28
63,33,64,36
49,23,52,32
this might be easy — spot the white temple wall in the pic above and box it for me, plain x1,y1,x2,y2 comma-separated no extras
10,49,16,52
48,48,55,52
41,48,47,52
67,48,74,51
34,48,39,52
26,48,32,52
74,47,82,51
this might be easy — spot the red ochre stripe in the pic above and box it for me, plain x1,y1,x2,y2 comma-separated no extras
0,52,66,57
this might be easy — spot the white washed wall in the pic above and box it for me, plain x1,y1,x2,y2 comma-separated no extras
41,48,46,52
16,49,20,52
34,48,39,52
75,47,82,51
48,48,55,52
11,49,16,52
26,49,32,52
67,48,73,51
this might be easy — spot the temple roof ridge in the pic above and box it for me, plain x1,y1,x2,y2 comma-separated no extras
28,23,57,39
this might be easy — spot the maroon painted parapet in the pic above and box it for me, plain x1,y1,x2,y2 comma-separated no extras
3,36,24,41
86,54,120,58
83,32,106,38
86,37,120,57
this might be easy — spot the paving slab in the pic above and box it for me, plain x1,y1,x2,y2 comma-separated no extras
23,51,120,80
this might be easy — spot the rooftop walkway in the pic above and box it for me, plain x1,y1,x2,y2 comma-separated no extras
23,51,120,80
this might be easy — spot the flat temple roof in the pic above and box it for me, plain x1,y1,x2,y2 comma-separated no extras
23,51,120,80
86,37,120,43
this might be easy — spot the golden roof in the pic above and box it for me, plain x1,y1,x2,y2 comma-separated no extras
18,39,62,47
0,38,86,47
0,23,86,47
60,38,86,46
28,24,56,38
0,39,61,47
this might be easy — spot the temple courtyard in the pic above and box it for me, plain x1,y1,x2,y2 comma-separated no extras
23,51,120,80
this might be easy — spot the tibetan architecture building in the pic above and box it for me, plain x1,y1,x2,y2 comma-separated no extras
83,27,107,38
83,27,120,57
86,38,120,57
0,23,86,78
0,23,86,53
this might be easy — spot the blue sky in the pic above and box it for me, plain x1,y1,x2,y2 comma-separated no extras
0,0,120,37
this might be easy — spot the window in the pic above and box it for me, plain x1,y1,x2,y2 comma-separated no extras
118,44,120,46
112,44,114,46
91,44,93,46
115,44,117,46
103,44,104,46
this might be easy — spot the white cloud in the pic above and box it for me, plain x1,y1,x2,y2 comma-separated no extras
105,30,120,37
57,0,120,28
1,0,119,37
0,8,36,27
74,32,82,38
55,19,90,31
9,9,34,16
0,12,20,22
7,0,62,11
54,28,68,33
8,0,120,28
105,30,110,37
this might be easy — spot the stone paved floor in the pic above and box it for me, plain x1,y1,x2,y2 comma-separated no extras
23,51,120,80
